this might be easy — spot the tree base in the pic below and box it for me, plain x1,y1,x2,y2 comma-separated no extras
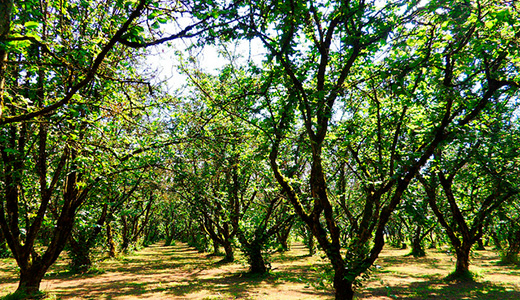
8,289,47,300
445,269,476,282
498,253,519,266
407,247,426,258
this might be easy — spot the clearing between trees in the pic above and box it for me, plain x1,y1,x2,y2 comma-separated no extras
1,242,519,299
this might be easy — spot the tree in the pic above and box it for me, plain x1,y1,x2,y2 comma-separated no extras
401,182,437,257
238,190,294,274
228,0,520,298
0,0,241,295
420,107,520,279
492,201,520,264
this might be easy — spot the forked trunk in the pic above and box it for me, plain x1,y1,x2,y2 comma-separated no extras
165,225,175,246
277,232,289,252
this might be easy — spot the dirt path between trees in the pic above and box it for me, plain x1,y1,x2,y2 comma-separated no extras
0,242,333,299
1,243,520,299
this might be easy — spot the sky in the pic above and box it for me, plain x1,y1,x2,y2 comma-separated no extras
145,36,266,92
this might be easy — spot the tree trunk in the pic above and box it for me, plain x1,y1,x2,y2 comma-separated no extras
16,266,47,297
306,231,315,256
276,221,292,252
68,236,92,273
121,216,130,252
0,0,13,119
68,203,107,272
106,222,117,258
222,241,234,262
475,238,485,250
452,246,472,279
276,231,289,252
212,238,221,256
410,226,425,257
165,224,174,246
428,231,437,249
333,267,355,300
248,243,267,274
502,228,520,264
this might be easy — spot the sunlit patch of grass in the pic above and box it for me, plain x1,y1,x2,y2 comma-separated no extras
0,290,59,300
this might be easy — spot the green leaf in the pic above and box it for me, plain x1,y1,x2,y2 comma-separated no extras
24,21,40,29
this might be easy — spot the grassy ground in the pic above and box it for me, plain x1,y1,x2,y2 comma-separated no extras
0,243,519,299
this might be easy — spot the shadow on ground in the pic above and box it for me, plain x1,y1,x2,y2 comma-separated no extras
35,242,332,299
361,279,520,300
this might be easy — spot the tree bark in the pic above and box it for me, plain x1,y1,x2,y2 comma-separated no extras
0,0,13,119
502,228,520,264
16,266,46,296
247,242,267,274
333,267,355,300
410,226,426,257
453,245,472,278
121,216,130,251
0,229,9,258
307,234,315,256
222,241,234,262
68,236,93,273
106,221,117,258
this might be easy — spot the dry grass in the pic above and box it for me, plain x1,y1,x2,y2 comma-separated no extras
0,243,519,299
